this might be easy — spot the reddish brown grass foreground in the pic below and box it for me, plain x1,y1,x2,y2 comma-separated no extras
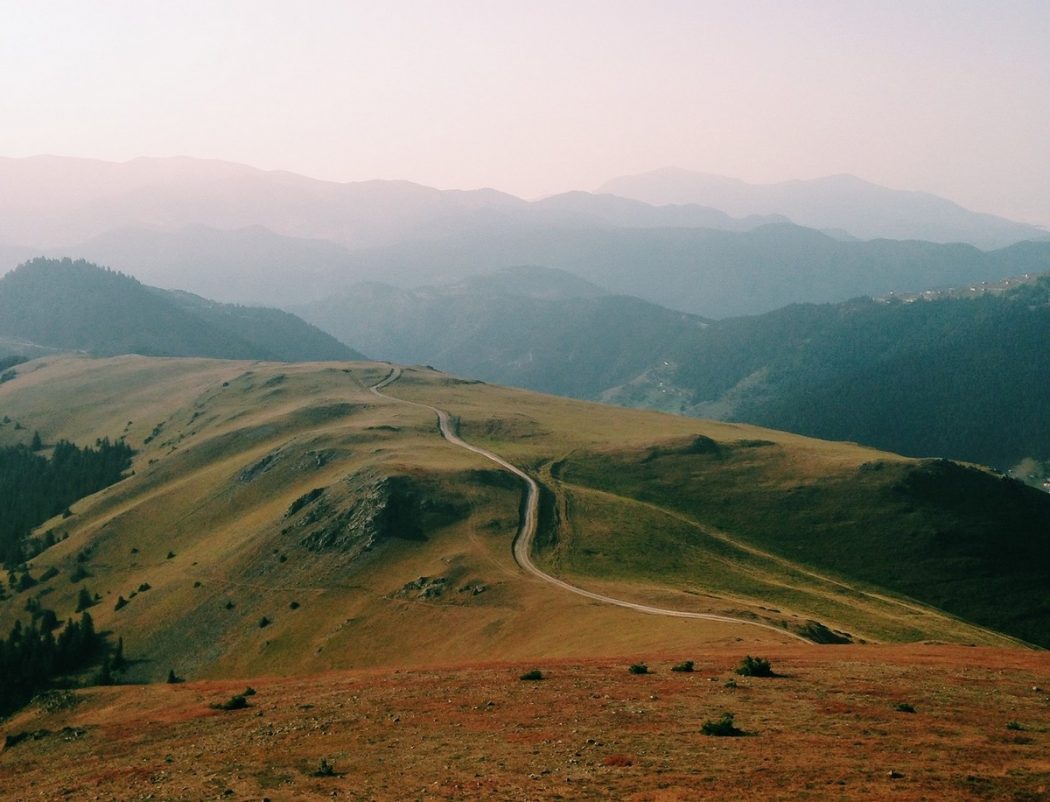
1,644,1047,801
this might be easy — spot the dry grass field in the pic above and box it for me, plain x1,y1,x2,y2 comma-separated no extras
1,645,1047,801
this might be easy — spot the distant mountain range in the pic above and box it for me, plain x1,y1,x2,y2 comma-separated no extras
329,224,1050,318
0,156,777,252
4,156,1050,316
0,258,360,361
16,220,1048,317
302,266,1050,469
598,168,1050,249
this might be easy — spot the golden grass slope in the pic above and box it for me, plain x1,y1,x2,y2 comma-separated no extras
0,356,1023,684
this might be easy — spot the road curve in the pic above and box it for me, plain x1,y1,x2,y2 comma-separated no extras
371,367,810,644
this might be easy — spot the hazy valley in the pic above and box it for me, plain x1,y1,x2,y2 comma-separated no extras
1,148,1049,800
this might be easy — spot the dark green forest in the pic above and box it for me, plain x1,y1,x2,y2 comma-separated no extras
0,258,361,362
0,437,133,566
673,276,1050,467
0,611,108,717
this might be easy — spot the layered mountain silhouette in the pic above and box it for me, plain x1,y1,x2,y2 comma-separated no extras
0,258,361,361
4,157,1049,315
598,168,1049,248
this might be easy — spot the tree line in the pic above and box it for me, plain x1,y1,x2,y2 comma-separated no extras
0,610,111,717
0,437,133,567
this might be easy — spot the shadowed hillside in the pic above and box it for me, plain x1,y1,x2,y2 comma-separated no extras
0,258,361,361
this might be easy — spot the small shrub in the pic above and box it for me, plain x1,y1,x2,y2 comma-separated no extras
671,660,694,673
289,600,300,610
211,695,248,711
736,655,774,677
166,551,175,559
193,581,202,588
519,669,544,681
628,663,649,675
258,616,271,628
724,678,737,689
166,669,182,684
313,757,336,777
1006,721,1024,731
114,595,128,611
701,712,744,737
895,702,916,713
225,600,235,610
137,583,151,592
242,686,257,697
69,565,90,583
39,566,59,582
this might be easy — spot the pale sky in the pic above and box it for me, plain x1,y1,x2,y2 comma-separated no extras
2,0,1049,224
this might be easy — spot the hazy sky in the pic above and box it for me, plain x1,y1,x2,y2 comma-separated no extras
2,0,1049,224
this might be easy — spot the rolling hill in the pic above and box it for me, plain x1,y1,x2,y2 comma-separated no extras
0,258,361,361
598,168,1050,248
309,268,1050,470
0,355,1045,700
296,267,707,399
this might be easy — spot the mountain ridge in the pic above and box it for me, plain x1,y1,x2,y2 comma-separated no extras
598,167,1050,248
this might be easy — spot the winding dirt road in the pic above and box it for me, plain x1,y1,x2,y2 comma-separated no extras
371,367,810,643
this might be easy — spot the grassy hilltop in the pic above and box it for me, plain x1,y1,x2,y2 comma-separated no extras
0,355,1044,689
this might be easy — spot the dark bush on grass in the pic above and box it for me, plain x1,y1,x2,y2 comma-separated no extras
895,702,916,713
313,757,336,777
736,655,774,677
519,669,543,681
628,663,649,675
210,695,248,711
701,712,744,737
671,660,694,673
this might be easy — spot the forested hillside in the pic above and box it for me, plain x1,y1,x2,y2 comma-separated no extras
668,276,1050,468
0,258,362,362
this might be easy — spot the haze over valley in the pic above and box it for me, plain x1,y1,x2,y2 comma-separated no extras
2,3,1049,799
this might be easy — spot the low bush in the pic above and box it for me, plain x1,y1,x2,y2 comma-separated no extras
313,757,336,777
628,663,649,675
671,660,694,673
736,655,774,677
895,702,916,713
210,694,248,711
701,712,744,737
519,669,543,681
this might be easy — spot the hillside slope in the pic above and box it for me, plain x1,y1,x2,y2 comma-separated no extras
302,267,1050,469
0,356,1044,691
297,267,707,398
0,258,360,361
